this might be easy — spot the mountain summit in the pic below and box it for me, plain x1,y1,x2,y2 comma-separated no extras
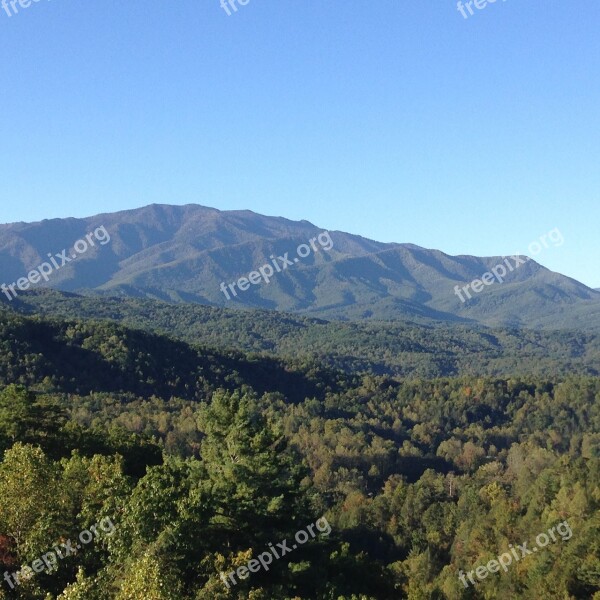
1,204,598,329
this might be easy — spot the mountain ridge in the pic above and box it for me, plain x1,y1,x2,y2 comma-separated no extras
1,203,598,329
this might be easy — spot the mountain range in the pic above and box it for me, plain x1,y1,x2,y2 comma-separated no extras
1,203,599,329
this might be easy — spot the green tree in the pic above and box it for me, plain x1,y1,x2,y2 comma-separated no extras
0,444,66,558
198,390,311,549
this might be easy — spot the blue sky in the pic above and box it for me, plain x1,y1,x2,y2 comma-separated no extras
0,0,598,286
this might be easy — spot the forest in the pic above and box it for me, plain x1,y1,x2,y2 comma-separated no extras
0,307,599,598
7,291,600,379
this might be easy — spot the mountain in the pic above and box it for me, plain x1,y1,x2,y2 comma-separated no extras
1,203,599,329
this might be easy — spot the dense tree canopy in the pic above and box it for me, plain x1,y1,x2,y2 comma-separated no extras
0,309,598,598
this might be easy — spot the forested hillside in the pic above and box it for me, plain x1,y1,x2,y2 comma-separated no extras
0,308,343,404
8,291,600,378
0,309,599,598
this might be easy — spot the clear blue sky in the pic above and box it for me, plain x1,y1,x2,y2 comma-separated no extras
1,1,598,286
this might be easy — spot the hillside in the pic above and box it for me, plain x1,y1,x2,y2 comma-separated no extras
0,308,343,403
1,204,599,329
6,290,600,378
0,306,599,599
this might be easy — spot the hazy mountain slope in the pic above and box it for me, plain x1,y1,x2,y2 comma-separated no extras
1,203,599,328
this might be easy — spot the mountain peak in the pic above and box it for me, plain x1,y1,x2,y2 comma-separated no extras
1,203,598,330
